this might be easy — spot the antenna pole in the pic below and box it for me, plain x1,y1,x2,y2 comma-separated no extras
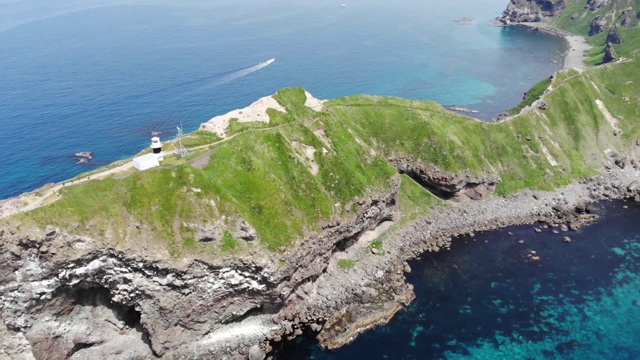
176,123,191,158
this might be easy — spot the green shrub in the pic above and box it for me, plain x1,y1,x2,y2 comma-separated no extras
338,259,356,269
221,232,240,251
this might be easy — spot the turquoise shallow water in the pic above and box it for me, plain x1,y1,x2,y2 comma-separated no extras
272,200,640,359
0,0,564,199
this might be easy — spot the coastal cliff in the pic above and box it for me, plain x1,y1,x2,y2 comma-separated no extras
3,4,640,358
500,0,566,23
499,0,640,65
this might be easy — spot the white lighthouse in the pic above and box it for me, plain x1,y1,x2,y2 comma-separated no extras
133,137,164,171
150,137,162,154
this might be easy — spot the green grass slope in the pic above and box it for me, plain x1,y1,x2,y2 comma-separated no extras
7,57,640,258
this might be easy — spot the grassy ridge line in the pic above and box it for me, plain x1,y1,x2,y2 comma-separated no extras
324,56,640,194
8,57,640,258
503,76,553,117
13,88,398,256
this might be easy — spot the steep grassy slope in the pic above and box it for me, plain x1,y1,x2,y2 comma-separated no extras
324,57,639,194
14,88,399,255
7,57,640,257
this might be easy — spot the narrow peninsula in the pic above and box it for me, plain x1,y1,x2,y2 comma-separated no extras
2,1,640,359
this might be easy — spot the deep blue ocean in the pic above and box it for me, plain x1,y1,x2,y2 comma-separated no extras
0,0,565,200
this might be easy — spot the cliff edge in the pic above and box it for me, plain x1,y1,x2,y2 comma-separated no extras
499,0,640,65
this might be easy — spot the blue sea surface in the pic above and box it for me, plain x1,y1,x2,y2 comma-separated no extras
272,200,640,359
0,0,564,199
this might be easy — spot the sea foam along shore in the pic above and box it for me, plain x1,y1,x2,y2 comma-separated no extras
514,22,591,70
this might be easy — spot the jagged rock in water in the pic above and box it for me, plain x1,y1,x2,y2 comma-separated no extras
74,151,94,165
587,0,611,11
607,25,623,45
500,0,566,24
589,15,608,36
603,42,618,64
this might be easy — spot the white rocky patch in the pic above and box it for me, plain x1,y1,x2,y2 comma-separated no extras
313,128,333,149
358,221,394,245
199,95,287,138
198,314,278,346
5,255,269,316
291,141,320,176
304,91,325,111
596,99,621,133
304,144,319,175
540,143,559,166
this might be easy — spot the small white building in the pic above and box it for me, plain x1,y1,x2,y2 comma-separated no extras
133,153,163,171
132,137,165,171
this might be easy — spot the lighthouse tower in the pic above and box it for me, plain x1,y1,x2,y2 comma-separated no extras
150,137,162,154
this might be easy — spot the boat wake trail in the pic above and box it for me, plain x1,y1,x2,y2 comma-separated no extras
213,58,275,86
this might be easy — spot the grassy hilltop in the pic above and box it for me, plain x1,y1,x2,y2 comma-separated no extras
7,51,640,258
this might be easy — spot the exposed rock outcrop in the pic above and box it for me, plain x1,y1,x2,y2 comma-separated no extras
500,0,566,24
587,0,612,11
388,158,501,201
603,41,618,63
607,24,623,44
4,165,640,359
621,11,633,27
590,15,608,35
0,186,401,359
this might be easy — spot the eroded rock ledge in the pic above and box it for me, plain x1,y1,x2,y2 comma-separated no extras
265,168,640,354
500,0,567,24
389,157,501,200
0,184,400,359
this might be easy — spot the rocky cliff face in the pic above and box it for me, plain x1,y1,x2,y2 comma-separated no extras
501,0,639,32
4,165,640,359
388,158,501,201
500,0,566,23
499,0,640,65
0,186,401,359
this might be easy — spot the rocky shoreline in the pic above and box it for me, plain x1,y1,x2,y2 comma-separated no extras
264,167,640,356
4,161,640,360
493,19,591,70
512,22,591,70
